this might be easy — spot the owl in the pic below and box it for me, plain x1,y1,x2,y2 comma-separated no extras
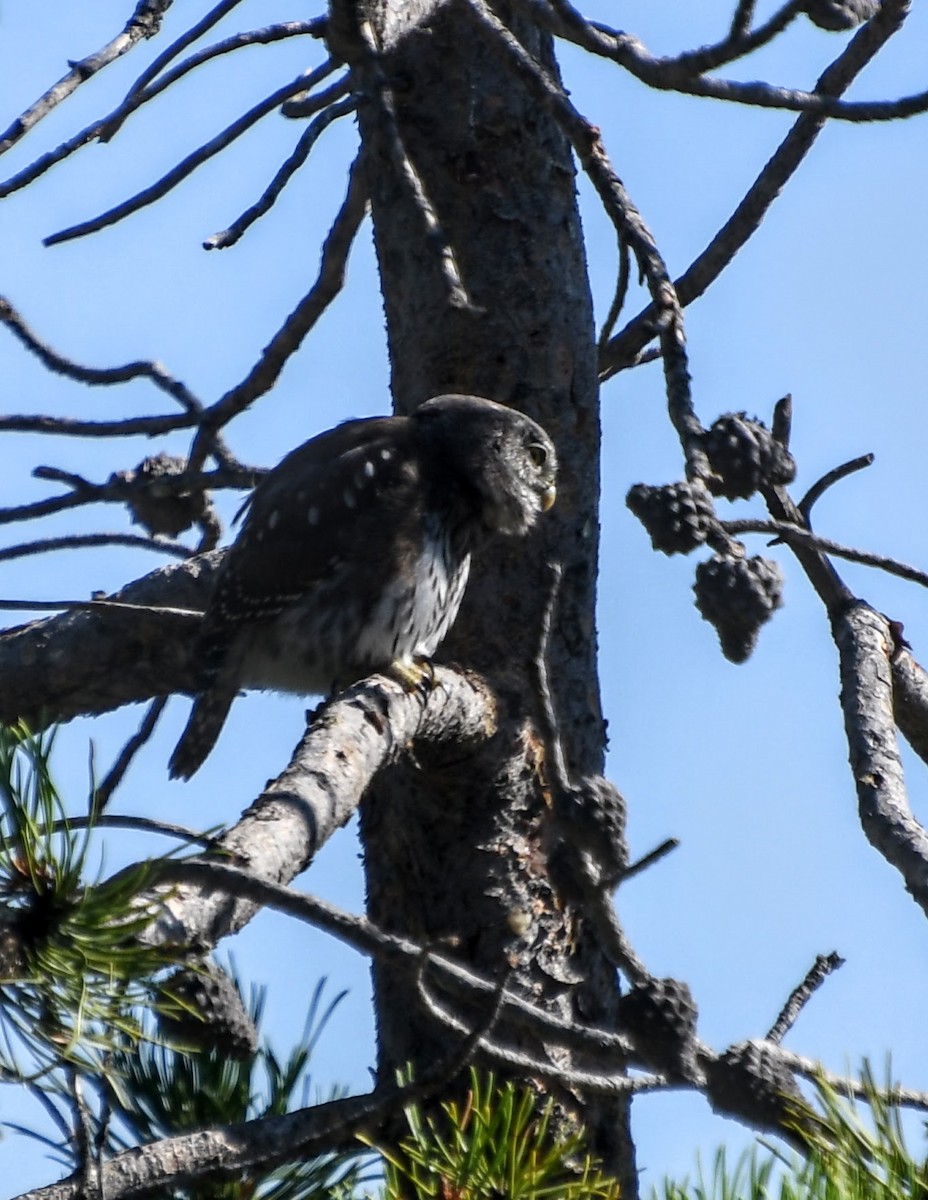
168,394,557,779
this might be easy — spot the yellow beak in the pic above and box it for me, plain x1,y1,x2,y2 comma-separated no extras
542,484,556,512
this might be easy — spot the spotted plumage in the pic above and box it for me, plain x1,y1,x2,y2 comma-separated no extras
168,394,557,779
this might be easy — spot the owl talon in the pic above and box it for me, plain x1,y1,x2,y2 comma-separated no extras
389,657,435,695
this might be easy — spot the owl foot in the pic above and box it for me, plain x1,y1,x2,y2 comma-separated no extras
388,657,435,695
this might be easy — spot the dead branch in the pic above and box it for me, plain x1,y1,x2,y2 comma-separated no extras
0,0,174,159
469,0,708,479
205,93,356,249
146,667,498,947
92,696,169,812
833,602,928,917
191,153,368,458
354,18,478,313
537,0,922,120
0,552,218,727
721,518,928,590
43,70,326,247
601,0,910,376
0,533,191,564
891,645,928,768
766,952,845,1044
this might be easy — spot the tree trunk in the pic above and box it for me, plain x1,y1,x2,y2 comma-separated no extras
351,0,634,1185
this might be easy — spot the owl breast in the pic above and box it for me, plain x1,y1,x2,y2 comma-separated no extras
237,521,471,696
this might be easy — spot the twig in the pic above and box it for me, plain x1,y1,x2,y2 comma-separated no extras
601,0,911,376
43,71,322,247
48,812,214,848
192,151,369,454
417,972,657,1095
541,0,920,120
0,21,324,199
355,18,479,314
100,19,326,142
777,1047,928,1111
798,453,874,520
0,599,202,616
470,0,708,479
0,534,192,564
766,952,845,1045
539,0,805,78
0,296,203,417
533,562,571,793
0,0,175,158
730,0,759,38
597,233,631,352
721,518,928,590
621,837,679,884
67,1069,100,1200
92,697,169,814
205,93,356,249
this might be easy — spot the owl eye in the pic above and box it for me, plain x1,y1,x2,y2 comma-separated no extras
528,442,548,468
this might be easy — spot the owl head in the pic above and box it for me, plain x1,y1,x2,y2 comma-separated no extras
413,394,557,535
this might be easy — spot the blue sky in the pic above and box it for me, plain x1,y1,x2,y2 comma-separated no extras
1,2,928,1193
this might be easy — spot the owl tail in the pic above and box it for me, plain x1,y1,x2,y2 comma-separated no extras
168,675,238,780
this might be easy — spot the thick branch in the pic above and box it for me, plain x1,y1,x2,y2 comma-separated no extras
146,668,498,948
833,603,928,915
0,554,219,727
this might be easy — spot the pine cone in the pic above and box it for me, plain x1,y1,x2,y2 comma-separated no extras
618,977,698,1080
116,453,211,538
805,0,879,30
694,554,784,662
558,775,628,884
627,481,715,555
156,963,258,1059
702,414,796,501
706,1039,805,1135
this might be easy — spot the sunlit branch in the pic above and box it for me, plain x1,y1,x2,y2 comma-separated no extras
205,93,356,250
766,952,845,1044
355,18,479,313
722,518,928,590
469,0,708,478
43,70,324,247
601,0,910,376
0,0,175,159
192,152,369,455
0,534,192,564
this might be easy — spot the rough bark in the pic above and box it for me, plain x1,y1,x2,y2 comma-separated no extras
350,0,632,1182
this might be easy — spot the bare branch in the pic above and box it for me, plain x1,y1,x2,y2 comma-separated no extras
721,518,928,590
0,465,256,530
100,19,327,142
0,0,175,159
766,952,845,1044
0,552,217,727
0,534,192,565
43,70,325,247
355,18,480,314
0,297,204,416
833,603,928,917
0,23,327,200
778,1047,928,1111
538,0,922,120
798,453,874,519
192,153,368,455
469,0,707,478
92,697,169,813
539,0,805,77
621,837,679,884
601,0,911,375
891,645,928,768
205,94,356,250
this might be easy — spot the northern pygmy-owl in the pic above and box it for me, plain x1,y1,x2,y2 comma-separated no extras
169,394,557,779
